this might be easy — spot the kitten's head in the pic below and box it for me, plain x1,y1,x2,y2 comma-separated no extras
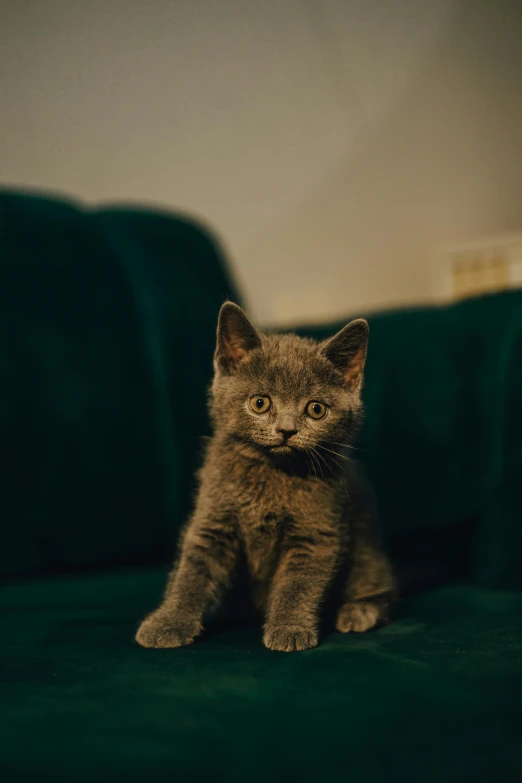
210,302,368,466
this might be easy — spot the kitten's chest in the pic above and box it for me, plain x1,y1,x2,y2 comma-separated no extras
217,458,340,573
235,476,319,577
239,508,287,582
232,467,297,572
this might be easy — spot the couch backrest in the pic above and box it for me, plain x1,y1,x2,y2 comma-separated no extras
0,190,239,578
2,189,521,590
299,293,522,590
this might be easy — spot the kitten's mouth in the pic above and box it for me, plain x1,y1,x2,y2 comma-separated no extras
268,444,296,454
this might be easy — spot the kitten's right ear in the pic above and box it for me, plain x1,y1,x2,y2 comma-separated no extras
214,302,262,375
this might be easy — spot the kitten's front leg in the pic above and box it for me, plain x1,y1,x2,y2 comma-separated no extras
263,534,339,652
135,514,238,648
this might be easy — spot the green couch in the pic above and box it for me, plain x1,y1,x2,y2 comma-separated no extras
1,189,521,782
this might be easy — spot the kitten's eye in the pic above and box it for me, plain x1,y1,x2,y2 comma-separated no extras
250,395,271,414
306,401,327,420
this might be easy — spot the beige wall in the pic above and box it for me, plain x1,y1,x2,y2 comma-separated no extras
2,0,522,325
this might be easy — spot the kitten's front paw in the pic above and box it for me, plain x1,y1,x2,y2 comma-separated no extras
135,612,201,649
335,600,382,633
263,627,319,652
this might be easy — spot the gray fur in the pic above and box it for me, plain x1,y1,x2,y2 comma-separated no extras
136,302,396,652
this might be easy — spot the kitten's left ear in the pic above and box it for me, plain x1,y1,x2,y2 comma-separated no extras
214,302,262,375
320,318,369,390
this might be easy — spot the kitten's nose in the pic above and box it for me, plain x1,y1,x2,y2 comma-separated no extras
276,425,298,440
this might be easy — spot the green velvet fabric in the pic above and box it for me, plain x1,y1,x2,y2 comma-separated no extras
0,190,238,578
298,292,522,590
2,569,522,782
1,188,521,781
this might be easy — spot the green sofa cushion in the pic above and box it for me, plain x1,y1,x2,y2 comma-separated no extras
1,569,521,782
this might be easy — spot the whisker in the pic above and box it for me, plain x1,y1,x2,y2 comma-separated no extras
316,444,353,463
314,445,344,475
315,446,353,500
325,440,366,452
320,443,370,469
325,439,391,457
322,441,372,468
308,446,324,480
311,445,330,471
304,447,318,481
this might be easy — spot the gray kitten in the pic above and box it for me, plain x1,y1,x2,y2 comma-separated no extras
136,302,396,652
